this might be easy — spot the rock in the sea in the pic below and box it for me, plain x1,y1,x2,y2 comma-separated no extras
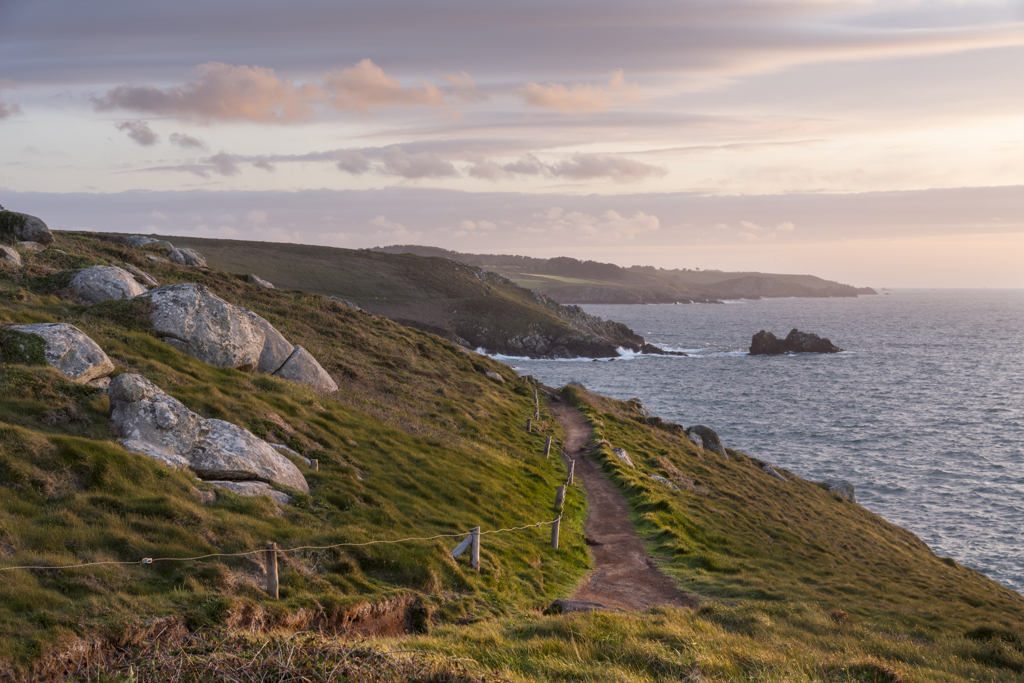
687,425,726,458
16,241,45,253
7,322,114,383
109,373,308,494
191,419,309,493
120,262,159,286
611,447,635,468
750,328,842,355
651,474,680,491
273,345,338,393
241,309,293,374
207,480,292,505
69,266,147,303
763,465,787,482
0,245,22,266
485,371,505,382
2,212,54,245
168,248,206,267
248,273,275,289
827,479,856,503
137,283,264,371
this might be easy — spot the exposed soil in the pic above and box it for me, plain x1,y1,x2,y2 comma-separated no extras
545,388,698,612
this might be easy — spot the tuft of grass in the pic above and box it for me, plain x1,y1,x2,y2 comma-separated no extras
0,330,48,366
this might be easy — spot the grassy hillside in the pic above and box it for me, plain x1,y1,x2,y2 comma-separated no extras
0,231,1020,682
374,245,877,303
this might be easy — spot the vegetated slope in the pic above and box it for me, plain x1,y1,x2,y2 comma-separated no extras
374,245,877,303
399,387,1024,682
0,232,588,676
142,234,650,358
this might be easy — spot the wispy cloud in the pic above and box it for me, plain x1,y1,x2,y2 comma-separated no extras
519,69,641,113
528,207,660,241
115,120,159,146
0,80,21,120
169,132,207,149
547,153,666,182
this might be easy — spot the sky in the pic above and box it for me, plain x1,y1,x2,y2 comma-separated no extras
1,0,1022,287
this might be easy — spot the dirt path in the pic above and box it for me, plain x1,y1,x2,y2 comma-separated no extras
544,389,697,612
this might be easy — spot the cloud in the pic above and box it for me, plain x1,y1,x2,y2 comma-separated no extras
740,220,765,231
380,147,458,179
0,80,20,120
208,152,242,176
370,214,422,239
334,149,373,174
519,69,641,114
452,218,499,237
547,153,666,183
531,207,660,241
169,132,207,149
94,62,316,123
777,222,796,231
252,158,275,171
442,72,488,103
246,210,268,224
321,59,445,112
115,120,159,146
148,210,168,221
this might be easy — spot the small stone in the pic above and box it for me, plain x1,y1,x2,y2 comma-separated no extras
146,255,168,263
651,474,680,491
207,480,292,505
763,465,787,482
611,447,635,468
0,245,22,266
248,273,275,289
272,345,338,392
485,371,505,382
69,266,146,304
16,241,45,253
827,479,856,503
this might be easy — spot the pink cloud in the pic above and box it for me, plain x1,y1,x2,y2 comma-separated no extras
321,59,445,112
519,69,641,114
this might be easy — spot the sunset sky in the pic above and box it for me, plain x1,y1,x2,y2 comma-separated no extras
1,1,1022,287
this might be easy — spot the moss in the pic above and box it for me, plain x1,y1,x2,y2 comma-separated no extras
0,211,27,245
28,269,81,295
84,296,155,332
0,329,48,365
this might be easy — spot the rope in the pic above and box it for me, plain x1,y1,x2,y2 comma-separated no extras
0,516,563,573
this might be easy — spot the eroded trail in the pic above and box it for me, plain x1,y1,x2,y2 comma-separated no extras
545,389,697,612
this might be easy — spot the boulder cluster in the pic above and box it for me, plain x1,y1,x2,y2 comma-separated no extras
749,328,842,355
0,213,337,504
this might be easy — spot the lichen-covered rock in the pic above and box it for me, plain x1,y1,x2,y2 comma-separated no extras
109,373,307,495
109,374,209,457
147,255,168,263
241,309,293,374
485,371,504,382
651,475,680,491
827,479,856,503
687,432,703,449
763,465,787,482
611,447,635,468
127,235,173,249
168,248,207,267
69,266,146,303
1,212,54,245
121,262,159,287
7,322,114,383
137,283,264,371
688,425,726,458
207,480,292,505
16,241,45,253
273,345,338,392
248,273,274,289
0,245,22,266
191,420,308,492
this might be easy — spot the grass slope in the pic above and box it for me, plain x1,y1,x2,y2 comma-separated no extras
0,234,587,677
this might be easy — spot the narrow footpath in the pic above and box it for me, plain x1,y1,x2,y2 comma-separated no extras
545,389,697,612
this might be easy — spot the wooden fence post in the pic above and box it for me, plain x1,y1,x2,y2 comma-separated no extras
568,459,575,486
551,517,560,550
526,417,532,433
534,388,539,406
544,436,552,458
470,526,481,571
534,408,540,420
554,484,566,510
264,542,279,599
310,458,319,471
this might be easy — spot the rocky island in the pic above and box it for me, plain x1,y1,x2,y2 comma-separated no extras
750,328,844,355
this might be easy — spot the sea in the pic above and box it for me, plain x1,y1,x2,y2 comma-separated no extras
494,290,1024,594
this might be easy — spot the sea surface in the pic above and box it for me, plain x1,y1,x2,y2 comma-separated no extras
497,290,1024,594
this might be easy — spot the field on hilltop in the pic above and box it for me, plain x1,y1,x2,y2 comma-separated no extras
0,228,1021,682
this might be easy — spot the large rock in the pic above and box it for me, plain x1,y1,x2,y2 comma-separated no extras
168,248,207,267
2,212,54,245
750,329,842,355
7,323,114,383
241,310,293,374
207,480,292,505
108,373,307,493
827,479,856,503
191,420,309,493
109,374,209,458
273,345,338,392
687,425,726,458
137,284,264,371
120,262,159,287
0,245,21,266
69,266,147,304
127,235,173,249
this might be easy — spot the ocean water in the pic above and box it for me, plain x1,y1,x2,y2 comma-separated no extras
498,290,1024,594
